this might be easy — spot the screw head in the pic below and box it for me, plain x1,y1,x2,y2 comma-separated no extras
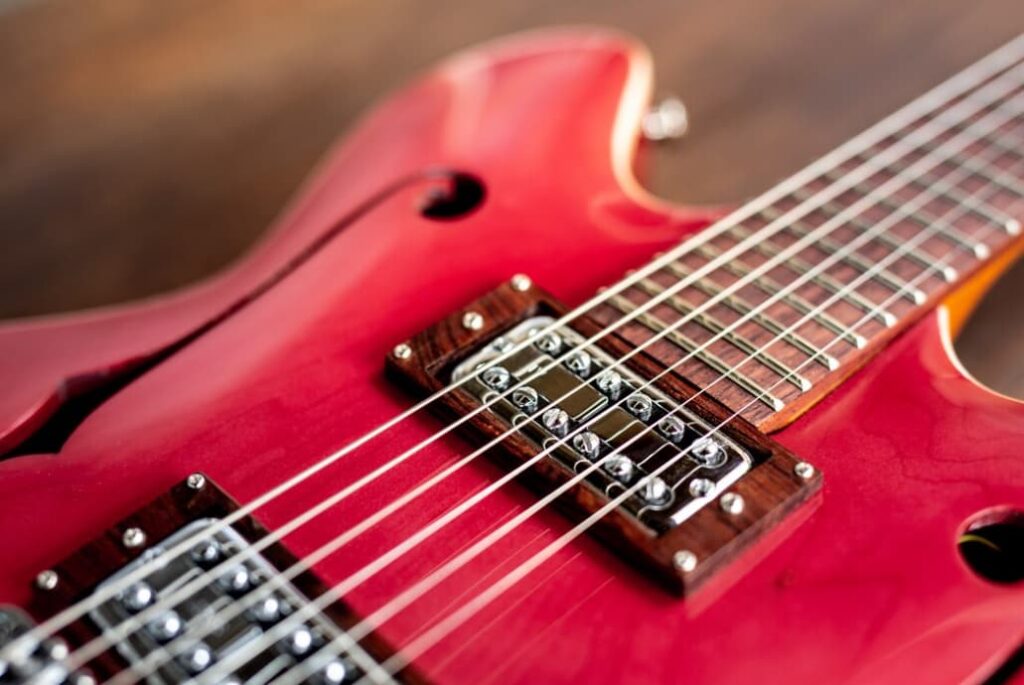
462,311,485,331
688,477,714,498
794,461,816,481
673,550,698,574
510,274,532,292
122,527,147,549
186,473,206,490
35,569,59,591
720,492,745,515
392,343,412,360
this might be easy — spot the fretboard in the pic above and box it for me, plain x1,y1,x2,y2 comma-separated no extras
590,37,1024,430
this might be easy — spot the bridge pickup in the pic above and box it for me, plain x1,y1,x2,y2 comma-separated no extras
388,278,822,594
21,476,419,685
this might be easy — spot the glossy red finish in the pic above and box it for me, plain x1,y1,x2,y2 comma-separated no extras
2,27,1024,684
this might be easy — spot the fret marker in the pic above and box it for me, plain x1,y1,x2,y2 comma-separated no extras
940,266,958,283
972,243,990,260
1006,218,1022,236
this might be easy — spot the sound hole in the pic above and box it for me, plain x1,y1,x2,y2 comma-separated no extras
958,510,1024,584
420,172,485,220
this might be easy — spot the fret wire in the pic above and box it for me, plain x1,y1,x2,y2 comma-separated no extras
633,277,813,390
822,168,990,257
694,243,868,348
661,261,839,370
728,224,898,326
952,121,1024,167
788,188,960,282
868,153,1016,229
759,205,927,305
604,293,787,411
917,139,1024,199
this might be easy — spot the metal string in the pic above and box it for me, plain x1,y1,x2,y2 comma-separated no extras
340,138,1024,685
99,73,1024,685
14,35,1023,676
173,91,1024,685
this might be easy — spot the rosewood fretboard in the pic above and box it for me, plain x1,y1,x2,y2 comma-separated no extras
589,49,1024,431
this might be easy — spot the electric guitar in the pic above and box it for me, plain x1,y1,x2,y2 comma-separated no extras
1,27,1023,685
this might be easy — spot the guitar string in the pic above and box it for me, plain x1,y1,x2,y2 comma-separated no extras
91,71,1024,684
17,36,1024,667
253,112,1024,685
178,93,1024,679
41,45,1024,679
341,138,1024,685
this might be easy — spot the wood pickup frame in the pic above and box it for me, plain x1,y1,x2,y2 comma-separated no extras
386,278,823,594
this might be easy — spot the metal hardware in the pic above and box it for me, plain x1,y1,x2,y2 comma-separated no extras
822,168,990,258
688,478,715,498
606,293,788,411
481,365,511,390
122,527,147,549
691,437,727,468
624,393,654,421
730,224,898,327
759,206,928,305
511,386,539,412
462,311,485,331
655,264,840,370
34,569,58,591
572,431,601,459
673,550,698,573
541,407,570,437
392,343,412,360
634,279,815,390
565,351,593,377
122,582,155,613
0,606,90,685
696,242,868,348
595,370,623,399
451,315,753,534
720,492,745,515
88,518,377,685
510,274,532,291
789,189,959,282
640,476,673,507
605,455,636,483
535,332,562,355
641,97,689,142
190,539,222,567
186,473,206,490
794,461,816,480
657,416,687,443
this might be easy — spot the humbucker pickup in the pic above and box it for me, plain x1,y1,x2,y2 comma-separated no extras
388,277,822,593
17,476,418,685
451,316,754,532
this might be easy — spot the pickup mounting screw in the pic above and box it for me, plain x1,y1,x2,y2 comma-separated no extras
720,492,745,515
673,550,698,574
510,274,532,292
35,569,59,591
123,527,147,549
794,461,815,481
186,473,206,490
462,311,485,331
393,343,412,360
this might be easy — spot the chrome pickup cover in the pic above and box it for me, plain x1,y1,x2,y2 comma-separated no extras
452,316,754,532
88,519,376,685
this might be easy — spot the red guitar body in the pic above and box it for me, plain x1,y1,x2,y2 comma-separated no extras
2,28,1023,684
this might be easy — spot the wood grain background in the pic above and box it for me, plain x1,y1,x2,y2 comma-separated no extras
0,0,1021,395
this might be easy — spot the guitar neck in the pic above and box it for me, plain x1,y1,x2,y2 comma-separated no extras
589,48,1024,431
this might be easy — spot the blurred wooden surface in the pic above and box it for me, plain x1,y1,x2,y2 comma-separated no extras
0,0,1022,395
